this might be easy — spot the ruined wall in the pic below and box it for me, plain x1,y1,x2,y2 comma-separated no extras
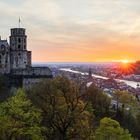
0,40,10,74
10,50,31,69
11,67,52,76
23,78,45,88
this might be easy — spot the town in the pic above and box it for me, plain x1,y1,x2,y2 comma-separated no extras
49,62,140,103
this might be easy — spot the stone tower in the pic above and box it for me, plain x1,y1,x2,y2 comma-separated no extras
10,28,31,69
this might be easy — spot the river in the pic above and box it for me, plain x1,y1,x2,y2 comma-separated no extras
60,68,140,89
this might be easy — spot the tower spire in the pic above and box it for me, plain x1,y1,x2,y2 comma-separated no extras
18,17,21,28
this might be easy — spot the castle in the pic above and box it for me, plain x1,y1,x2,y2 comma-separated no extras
0,27,52,87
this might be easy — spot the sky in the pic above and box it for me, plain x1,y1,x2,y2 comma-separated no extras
0,0,140,62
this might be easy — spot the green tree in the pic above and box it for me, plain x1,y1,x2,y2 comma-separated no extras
86,84,111,118
113,90,139,116
0,89,45,140
95,117,134,140
27,76,94,140
112,90,139,139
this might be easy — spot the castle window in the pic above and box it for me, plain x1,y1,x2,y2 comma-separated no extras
18,45,21,49
18,38,21,43
24,45,26,49
24,38,26,43
5,60,8,63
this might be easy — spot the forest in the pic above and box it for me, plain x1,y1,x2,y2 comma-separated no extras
0,76,140,140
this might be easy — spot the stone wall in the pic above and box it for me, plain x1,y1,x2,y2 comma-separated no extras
10,50,31,69
23,78,45,88
11,67,52,76
0,40,10,74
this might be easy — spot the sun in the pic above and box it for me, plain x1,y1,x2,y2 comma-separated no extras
119,59,134,74
121,60,129,64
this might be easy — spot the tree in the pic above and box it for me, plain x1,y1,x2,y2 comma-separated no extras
95,117,134,140
0,89,45,140
113,90,139,116
27,76,94,140
112,90,140,139
135,112,140,139
86,84,111,118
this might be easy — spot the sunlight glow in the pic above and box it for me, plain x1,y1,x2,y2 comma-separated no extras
121,60,129,64
119,60,134,75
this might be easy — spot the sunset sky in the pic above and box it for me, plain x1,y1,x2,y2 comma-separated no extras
0,0,140,62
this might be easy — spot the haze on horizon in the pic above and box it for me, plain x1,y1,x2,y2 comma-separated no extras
0,0,140,62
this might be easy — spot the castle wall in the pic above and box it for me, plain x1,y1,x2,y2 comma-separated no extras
0,40,10,74
9,73,52,88
11,67,52,76
10,50,31,69
23,78,45,88
27,51,31,66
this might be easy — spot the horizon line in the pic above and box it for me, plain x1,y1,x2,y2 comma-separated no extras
32,61,137,64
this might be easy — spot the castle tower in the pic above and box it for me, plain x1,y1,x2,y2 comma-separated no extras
10,28,31,69
10,28,26,51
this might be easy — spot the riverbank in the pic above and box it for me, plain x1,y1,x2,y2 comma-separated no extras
60,68,140,89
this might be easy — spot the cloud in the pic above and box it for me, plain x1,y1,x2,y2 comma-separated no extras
0,0,140,62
